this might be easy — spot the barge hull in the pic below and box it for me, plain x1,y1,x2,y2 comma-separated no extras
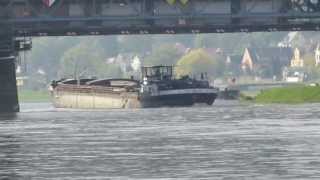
140,93,217,108
52,91,140,109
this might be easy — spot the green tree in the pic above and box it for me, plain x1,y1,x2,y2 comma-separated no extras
194,32,287,55
118,35,153,54
175,49,224,78
152,34,195,48
144,44,181,66
71,44,123,78
98,35,119,57
58,41,110,78
27,37,82,79
102,64,123,78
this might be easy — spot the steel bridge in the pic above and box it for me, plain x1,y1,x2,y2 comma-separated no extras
2,0,320,36
1,0,320,112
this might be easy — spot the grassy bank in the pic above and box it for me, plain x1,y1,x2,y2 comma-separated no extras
18,89,51,103
253,86,320,104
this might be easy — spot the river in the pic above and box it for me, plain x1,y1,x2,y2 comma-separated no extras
0,101,320,179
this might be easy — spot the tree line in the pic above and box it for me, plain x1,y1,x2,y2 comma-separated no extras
21,31,320,90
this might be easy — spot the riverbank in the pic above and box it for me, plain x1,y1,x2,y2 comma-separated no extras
18,90,50,103
246,85,320,104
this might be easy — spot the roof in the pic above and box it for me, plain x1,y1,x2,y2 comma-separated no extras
228,55,243,64
246,47,293,64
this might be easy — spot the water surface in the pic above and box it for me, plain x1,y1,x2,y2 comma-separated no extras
0,101,320,179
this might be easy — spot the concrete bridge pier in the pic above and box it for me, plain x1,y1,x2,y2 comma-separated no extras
0,34,19,113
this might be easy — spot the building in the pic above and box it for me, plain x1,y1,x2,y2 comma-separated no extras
225,55,242,76
241,48,254,72
241,47,293,78
16,76,29,87
290,48,304,67
315,44,320,67
282,67,307,82
282,48,309,82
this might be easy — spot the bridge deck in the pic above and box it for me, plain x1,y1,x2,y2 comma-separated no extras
1,0,320,36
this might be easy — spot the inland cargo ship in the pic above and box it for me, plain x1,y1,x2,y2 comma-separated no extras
139,66,218,107
50,65,218,109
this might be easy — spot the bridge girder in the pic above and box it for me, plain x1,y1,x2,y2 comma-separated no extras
1,0,320,36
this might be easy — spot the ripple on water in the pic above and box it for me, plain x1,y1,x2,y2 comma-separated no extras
0,102,320,179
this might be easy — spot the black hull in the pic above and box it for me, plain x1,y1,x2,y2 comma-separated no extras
140,93,217,108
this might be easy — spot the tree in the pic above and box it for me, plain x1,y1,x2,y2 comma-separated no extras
144,44,182,66
98,35,119,58
175,49,224,78
152,34,195,48
194,32,287,55
118,35,153,54
58,41,110,78
27,37,82,80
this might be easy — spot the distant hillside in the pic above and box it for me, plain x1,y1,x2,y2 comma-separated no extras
21,32,314,90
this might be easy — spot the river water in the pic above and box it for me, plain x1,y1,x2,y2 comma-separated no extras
0,101,320,179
